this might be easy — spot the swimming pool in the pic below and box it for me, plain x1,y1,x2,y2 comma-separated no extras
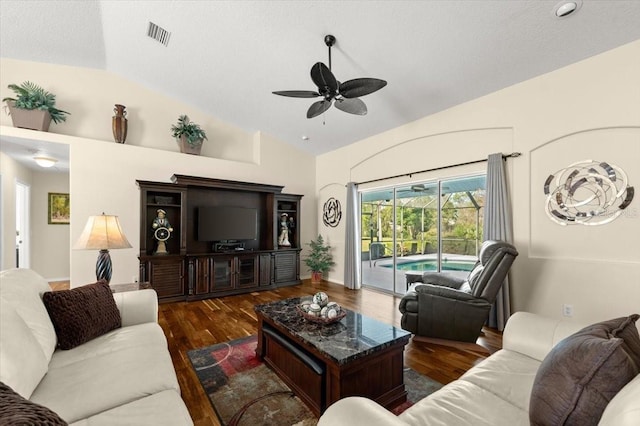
381,259,475,272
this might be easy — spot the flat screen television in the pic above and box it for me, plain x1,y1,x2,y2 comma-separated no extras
197,206,258,241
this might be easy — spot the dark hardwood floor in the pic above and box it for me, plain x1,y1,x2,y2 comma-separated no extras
158,280,502,426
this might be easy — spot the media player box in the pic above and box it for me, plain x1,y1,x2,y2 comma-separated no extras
214,242,245,252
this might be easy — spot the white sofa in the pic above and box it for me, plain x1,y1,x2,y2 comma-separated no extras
318,312,640,426
0,268,193,425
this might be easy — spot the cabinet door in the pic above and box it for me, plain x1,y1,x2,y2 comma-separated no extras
194,257,211,295
211,256,234,292
145,256,185,299
236,255,259,289
258,253,273,287
274,251,298,283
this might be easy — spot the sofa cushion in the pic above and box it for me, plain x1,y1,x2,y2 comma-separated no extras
599,373,640,426
529,314,640,426
459,349,541,412
48,322,167,369
0,299,49,399
68,389,192,426
0,381,67,426
0,268,58,362
30,341,180,423
43,281,122,350
399,379,528,426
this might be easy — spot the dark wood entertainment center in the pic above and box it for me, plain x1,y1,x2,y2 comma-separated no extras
137,175,303,302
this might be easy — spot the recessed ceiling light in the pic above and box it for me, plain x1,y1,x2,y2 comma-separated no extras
33,156,57,168
554,1,581,18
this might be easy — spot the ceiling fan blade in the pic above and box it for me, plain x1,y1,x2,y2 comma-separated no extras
272,90,320,98
310,62,338,94
339,78,387,98
307,100,332,119
334,97,367,115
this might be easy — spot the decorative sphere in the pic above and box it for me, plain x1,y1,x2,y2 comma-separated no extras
309,303,322,316
313,292,329,307
300,301,311,312
326,301,340,311
327,308,338,319
320,306,329,317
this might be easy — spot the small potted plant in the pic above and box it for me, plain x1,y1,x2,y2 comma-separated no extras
304,234,335,284
171,114,208,155
3,81,70,131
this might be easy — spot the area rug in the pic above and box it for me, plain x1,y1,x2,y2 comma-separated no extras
187,335,442,426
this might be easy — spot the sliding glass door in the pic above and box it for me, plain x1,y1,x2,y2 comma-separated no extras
360,175,485,294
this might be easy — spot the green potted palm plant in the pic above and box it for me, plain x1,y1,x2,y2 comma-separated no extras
304,234,335,284
171,114,208,155
3,81,70,131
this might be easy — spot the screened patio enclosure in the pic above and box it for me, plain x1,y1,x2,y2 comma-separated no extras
360,175,486,294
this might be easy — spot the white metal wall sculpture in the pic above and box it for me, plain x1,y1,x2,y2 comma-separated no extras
544,160,634,226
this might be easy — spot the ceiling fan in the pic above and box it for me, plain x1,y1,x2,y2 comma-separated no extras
273,34,387,119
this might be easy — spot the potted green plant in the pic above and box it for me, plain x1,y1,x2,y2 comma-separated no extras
304,234,335,284
171,114,208,155
3,81,70,131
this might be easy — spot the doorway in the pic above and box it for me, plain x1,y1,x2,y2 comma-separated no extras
15,180,30,268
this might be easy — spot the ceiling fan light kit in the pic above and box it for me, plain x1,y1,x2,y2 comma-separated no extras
273,34,387,119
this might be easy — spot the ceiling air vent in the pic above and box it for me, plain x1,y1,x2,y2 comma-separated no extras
147,21,171,46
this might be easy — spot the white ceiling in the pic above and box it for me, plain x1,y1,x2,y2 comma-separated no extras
1,0,640,159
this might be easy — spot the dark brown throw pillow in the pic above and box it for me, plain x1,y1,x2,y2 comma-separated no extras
0,381,68,425
43,280,121,350
529,314,640,426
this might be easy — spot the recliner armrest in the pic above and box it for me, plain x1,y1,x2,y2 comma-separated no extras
112,289,159,326
413,283,479,302
419,272,467,289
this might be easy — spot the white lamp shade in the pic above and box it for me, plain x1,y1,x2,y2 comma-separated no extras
74,214,132,250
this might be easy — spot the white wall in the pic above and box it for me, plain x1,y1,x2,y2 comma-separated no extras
316,40,640,325
0,59,317,287
0,58,255,163
31,171,70,280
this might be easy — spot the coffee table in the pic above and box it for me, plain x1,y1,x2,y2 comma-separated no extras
254,297,411,416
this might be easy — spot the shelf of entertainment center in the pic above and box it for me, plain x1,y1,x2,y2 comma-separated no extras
147,203,182,208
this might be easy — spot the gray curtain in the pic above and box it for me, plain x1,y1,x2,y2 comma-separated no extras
483,153,513,330
344,182,361,290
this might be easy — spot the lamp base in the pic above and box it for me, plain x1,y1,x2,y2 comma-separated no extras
96,249,112,284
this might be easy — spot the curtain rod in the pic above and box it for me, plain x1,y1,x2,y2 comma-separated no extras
354,152,521,186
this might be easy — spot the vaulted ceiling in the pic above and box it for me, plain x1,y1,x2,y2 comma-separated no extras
1,1,640,156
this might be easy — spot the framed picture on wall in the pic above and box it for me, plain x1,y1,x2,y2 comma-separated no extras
48,192,70,224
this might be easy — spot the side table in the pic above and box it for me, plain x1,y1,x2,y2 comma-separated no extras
110,282,151,293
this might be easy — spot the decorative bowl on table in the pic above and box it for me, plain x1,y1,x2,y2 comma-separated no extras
298,293,346,324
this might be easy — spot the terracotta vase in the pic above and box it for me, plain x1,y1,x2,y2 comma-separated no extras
112,104,128,143
311,271,323,284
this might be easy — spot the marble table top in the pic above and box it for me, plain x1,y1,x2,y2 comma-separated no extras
255,297,411,365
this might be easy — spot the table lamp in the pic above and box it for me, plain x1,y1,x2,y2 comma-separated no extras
74,213,132,283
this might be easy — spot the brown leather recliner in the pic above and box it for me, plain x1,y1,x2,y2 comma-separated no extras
399,240,518,343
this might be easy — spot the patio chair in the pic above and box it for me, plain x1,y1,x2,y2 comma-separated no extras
398,240,518,353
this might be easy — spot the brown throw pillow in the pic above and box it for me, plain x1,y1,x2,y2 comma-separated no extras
0,381,68,425
529,314,640,426
43,281,121,350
